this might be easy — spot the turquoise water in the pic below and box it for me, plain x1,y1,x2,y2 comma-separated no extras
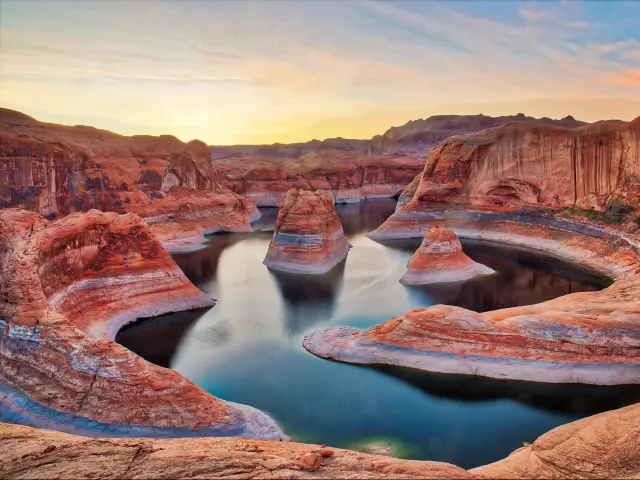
117,199,640,469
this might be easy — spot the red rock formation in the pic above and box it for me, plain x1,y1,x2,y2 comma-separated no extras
263,189,350,274
306,215,640,385
400,226,493,285
0,109,259,251
213,148,424,206
2,401,639,478
400,118,640,212
0,208,284,439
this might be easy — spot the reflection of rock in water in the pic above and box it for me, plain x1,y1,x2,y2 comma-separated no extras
401,239,611,313
252,207,279,232
269,260,346,336
115,309,209,368
173,234,250,287
336,199,398,236
373,365,640,416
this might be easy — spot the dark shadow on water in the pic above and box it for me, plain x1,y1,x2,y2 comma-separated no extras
268,260,346,336
115,308,210,368
372,365,640,416
172,234,250,287
336,199,398,237
380,238,611,313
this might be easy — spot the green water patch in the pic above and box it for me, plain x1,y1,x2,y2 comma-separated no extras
348,436,417,458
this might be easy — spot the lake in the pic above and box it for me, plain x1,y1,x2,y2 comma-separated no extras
117,199,640,469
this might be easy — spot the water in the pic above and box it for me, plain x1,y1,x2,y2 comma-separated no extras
117,199,640,469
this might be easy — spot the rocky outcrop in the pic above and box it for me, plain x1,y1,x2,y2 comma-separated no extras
389,118,640,213
214,148,424,206
2,401,639,478
471,402,640,479
399,226,493,285
0,109,259,251
0,208,284,439
0,422,475,479
307,214,640,385
263,189,350,274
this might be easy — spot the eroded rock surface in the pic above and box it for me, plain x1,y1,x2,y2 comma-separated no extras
307,215,640,385
0,109,259,251
263,189,350,274
2,401,639,479
400,226,493,285
0,208,284,439
214,148,424,206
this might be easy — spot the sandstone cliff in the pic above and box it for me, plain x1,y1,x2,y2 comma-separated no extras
263,189,350,274
400,118,640,212
0,109,259,250
214,148,424,206
0,208,284,439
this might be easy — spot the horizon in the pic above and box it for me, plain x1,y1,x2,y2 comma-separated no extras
1,0,639,145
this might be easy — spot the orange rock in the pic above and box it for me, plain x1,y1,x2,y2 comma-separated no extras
263,189,350,274
0,208,285,440
400,226,494,284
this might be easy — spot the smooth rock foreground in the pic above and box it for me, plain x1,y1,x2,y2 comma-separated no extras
400,225,493,285
0,208,285,440
263,189,350,274
2,401,639,478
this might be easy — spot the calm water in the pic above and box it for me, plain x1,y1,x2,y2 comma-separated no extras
118,199,640,468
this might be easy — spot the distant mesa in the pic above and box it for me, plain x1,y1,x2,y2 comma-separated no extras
263,189,350,274
399,226,494,285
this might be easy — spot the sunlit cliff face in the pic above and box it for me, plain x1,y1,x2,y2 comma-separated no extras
1,0,639,144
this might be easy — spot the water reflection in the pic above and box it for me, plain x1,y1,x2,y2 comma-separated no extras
116,309,209,368
269,260,346,336
116,199,634,469
374,365,640,416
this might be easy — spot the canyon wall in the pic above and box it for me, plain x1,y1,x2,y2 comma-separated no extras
0,109,258,249
0,208,284,439
401,118,640,212
213,148,424,206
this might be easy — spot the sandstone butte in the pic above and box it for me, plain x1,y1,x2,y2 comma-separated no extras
2,401,639,478
305,116,640,385
399,225,494,285
0,208,285,440
263,189,350,274
0,108,260,253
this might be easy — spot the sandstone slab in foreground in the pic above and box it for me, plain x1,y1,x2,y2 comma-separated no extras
263,189,350,274
400,225,493,285
0,208,284,440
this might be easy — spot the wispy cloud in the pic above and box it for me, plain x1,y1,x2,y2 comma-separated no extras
518,6,550,22
608,69,640,87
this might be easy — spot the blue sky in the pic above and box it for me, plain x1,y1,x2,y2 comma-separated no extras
0,0,638,144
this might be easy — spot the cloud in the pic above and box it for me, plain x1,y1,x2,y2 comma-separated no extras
623,50,640,61
518,6,550,22
594,38,640,55
607,69,640,87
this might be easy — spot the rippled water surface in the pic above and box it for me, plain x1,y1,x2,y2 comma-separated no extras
118,199,640,468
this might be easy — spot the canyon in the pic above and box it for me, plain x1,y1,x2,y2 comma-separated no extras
2,108,640,478
399,226,494,285
263,189,350,274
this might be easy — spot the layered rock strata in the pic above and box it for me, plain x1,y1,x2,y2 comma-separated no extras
263,189,350,274
0,109,259,252
0,208,284,439
380,117,640,214
306,214,640,385
2,401,639,478
214,148,424,206
400,226,493,285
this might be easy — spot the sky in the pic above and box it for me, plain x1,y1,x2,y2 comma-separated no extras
1,0,639,145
